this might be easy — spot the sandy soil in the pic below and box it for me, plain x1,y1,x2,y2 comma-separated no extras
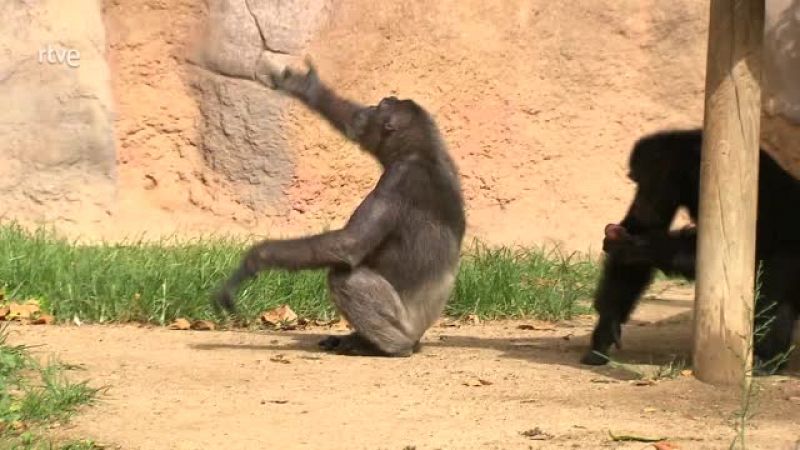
9,284,800,450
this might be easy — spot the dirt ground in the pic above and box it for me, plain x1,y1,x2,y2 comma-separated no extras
9,284,800,450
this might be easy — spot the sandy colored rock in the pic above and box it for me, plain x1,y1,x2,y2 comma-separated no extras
2,0,800,254
764,0,800,124
0,0,116,226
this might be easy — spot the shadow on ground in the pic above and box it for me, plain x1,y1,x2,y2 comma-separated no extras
192,294,800,380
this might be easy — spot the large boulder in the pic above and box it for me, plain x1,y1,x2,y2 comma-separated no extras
188,0,332,210
762,0,800,177
764,0,800,123
0,0,116,224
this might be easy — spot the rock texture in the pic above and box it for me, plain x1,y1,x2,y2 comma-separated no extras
764,0,800,123
2,0,798,250
0,0,116,224
188,0,332,210
762,0,800,177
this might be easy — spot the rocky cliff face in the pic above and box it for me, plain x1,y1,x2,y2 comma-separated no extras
762,0,800,177
0,0,116,224
186,0,333,211
765,0,800,123
2,0,799,249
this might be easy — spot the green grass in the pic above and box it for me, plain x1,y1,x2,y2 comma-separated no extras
0,222,600,325
0,323,100,450
451,242,597,320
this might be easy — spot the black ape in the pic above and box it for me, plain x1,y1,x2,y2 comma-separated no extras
582,128,800,374
601,223,697,280
214,60,466,357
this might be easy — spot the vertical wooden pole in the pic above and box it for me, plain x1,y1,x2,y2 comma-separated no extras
693,0,764,386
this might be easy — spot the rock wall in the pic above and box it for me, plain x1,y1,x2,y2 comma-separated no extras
187,0,332,211
764,0,800,123
762,0,800,177
2,0,798,251
0,0,116,224
240,0,715,249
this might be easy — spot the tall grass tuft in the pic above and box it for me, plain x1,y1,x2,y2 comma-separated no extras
451,240,598,320
0,222,600,324
0,322,99,448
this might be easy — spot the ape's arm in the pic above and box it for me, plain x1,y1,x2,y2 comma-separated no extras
213,189,398,314
245,193,396,271
603,226,697,279
269,61,365,141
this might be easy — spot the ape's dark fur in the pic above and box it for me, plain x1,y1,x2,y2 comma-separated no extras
582,128,800,374
214,61,465,357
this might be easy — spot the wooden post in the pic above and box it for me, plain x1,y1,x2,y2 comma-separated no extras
693,0,764,386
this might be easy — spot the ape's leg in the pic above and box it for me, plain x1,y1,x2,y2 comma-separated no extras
581,257,655,365
753,253,800,375
323,267,418,357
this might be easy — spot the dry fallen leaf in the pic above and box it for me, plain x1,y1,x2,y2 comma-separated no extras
436,318,460,328
520,427,553,440
31,314,55,325
464,314,481,325
609,431,666,442
190,320,215,331
0,305,9,320
652,441,681,450
168,318,191,330
270,354,291,364
680,369,693,377
642,407,657,413
260,305,298,329
331,318,350,331
463,378,492,387
7,302,41,321
231,317,250,328
517,323,557,331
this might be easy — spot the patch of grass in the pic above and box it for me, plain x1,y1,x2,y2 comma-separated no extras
450,241,598,320
594,353,688,382
0,323,100,449
1,436,105,450
649,357,688,381
728,261,795,450
0,222,330,325
0,222,600,325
